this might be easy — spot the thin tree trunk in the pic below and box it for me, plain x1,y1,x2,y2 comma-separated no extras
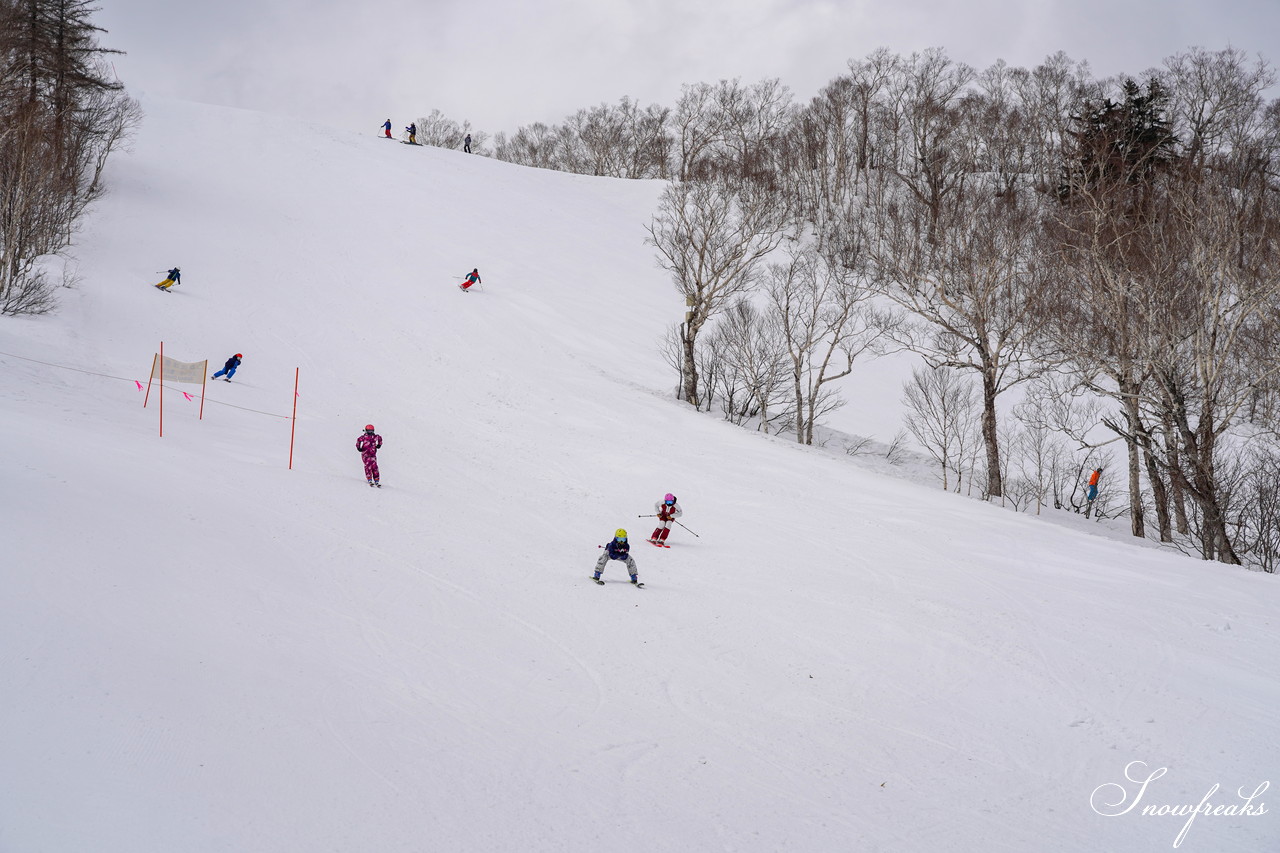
681,326,700,408
1144,445,1173,542
1165,417,1191,535
980,360,1003,498
1193,422,1241,564
1121,388,1146,539
792,368,804,444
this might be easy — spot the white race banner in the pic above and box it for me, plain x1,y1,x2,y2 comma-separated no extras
150,354,208,385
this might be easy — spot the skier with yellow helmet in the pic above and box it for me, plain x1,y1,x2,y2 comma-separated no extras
593,528,642,587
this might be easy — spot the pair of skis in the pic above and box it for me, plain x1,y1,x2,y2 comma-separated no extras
592,577,643,588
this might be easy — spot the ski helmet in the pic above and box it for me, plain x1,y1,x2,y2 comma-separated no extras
664,493,675,503
615,528,627,539
234,353,242,358
364,424,375,432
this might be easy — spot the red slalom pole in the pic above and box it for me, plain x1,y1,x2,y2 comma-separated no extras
288,367,299,469
143,353,157,408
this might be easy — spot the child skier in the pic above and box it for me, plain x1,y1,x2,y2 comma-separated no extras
357,424,383,487
155,267,181,291
594,529,641,586
460,268,481,291
211,353,242,381
650,493,682,545
382,119,392,138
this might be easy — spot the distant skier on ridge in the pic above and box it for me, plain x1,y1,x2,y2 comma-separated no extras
405,123,417,145
382,119,392,139
357,424,383,487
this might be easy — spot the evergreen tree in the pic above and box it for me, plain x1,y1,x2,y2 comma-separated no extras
1061,77,1180,199
0,0,137,314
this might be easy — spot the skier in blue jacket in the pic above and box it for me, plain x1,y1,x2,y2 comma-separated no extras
211,353,242,382
593,529,641,586
154,267,181,291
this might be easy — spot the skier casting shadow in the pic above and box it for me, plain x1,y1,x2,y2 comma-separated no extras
211,353,242,382
155,267,181,292
593,529,642,587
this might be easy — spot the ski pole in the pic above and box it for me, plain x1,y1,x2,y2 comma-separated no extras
674,520,700,537
637,514,659,518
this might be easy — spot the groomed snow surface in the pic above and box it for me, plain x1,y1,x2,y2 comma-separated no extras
1,100,1276,853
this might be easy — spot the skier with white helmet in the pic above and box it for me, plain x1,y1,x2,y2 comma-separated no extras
649,493,682,546
593,529,642,587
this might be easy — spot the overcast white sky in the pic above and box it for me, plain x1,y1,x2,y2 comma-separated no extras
96,0,1280,137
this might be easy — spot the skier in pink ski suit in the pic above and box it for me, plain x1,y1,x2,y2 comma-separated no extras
356,424,383,486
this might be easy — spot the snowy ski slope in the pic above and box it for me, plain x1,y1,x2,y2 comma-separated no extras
0,99,1276,853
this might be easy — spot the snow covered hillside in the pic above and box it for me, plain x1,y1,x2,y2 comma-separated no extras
1,99,1276,853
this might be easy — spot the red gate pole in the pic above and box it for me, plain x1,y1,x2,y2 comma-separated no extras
143,353,157,408
288,367,299,469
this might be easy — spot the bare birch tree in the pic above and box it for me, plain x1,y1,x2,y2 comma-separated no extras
864,173,1053,499
645,178,790,407
902,365,979,491
705,299,791,430
765,244,887,444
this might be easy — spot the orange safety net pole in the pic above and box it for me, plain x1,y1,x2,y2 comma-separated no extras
143,352,157,408
288,368,299,469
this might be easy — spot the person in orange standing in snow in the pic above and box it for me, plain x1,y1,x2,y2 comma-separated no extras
1086,468,1102,502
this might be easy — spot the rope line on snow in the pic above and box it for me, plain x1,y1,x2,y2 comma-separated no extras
0,349,293,419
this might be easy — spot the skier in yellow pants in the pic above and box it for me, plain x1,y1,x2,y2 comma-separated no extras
155,267,181,291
